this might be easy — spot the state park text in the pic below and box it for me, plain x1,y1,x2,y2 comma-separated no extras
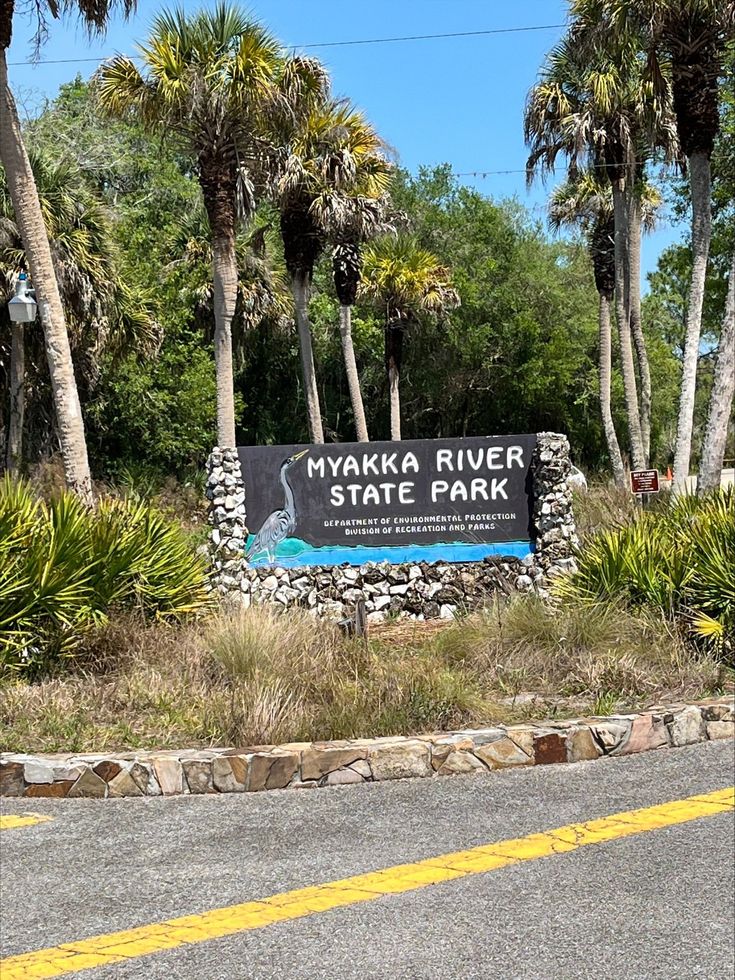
305,444,526,507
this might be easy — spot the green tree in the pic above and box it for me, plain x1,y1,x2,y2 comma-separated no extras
270,89,393,444
360,234,459,440
572,0,735,489
549,175,625,485
525,31,677,469
0,0,136,500
0,147,154,472
99,4,284,450
321,109,392,443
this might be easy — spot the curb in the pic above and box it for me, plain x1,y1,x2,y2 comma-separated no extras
2,697,732,799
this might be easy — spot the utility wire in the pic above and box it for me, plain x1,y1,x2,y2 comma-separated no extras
8,22,565,66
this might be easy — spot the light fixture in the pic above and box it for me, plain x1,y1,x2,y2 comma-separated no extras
8,272,37,324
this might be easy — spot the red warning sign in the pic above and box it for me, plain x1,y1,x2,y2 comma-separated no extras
630,469,660,494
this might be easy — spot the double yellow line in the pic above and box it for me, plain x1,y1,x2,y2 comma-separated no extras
1,788,733,979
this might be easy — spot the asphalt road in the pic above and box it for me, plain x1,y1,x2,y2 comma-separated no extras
1,740,734,980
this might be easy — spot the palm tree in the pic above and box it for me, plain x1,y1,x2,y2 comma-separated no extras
316,109,392,443
168,205,292,357
698,254,735,494
271,92,396,445
571,0,735,489
549,175,625,486
1,147,156,472
360,235,460,441
0,0,133,500
550,173,661,485
99,5,285,451
525,32,677,469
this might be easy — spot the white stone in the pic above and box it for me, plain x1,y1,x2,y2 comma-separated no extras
668,707,706,746
389,583,410,596
440,604,456,620
373,595,392,611
326,768,364,785
24,761,55,783
262,575,278,591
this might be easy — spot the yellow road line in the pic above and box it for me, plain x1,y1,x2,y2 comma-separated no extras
0,814,54,832
1,787,733,979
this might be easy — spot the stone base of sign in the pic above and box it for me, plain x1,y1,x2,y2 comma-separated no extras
2,697,731,798
206,447,248,596
206,432,578,618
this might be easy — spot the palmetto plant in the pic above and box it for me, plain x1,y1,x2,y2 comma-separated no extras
571,0,735,490
525,32,677,470
0,148,156,472
360,235,460,441
99,4,285,450
557,488,735,658
0,475,211,674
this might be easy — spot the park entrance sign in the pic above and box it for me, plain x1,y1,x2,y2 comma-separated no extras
238,434,536,568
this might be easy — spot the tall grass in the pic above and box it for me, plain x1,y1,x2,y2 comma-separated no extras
0,476,211,673
1,600,721,754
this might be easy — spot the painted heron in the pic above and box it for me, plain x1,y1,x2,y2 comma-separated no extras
246,449,309,564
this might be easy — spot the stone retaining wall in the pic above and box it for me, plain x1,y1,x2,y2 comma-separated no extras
2,698,731,799
206,432,579,620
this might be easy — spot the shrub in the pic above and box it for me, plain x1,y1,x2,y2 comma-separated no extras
557,489,735,657
0,476,211,674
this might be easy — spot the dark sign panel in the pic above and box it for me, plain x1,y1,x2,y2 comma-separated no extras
630,469,660,494
238,435,537,568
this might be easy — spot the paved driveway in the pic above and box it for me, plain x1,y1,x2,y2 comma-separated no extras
1,740,733,979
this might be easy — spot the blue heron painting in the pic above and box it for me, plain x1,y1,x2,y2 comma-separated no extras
245,449,309,564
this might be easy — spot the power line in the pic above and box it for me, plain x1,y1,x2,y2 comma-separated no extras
8,22,565,67
300,24,565,49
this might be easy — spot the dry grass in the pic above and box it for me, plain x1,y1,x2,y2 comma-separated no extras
0,597,726,754
573,483,638,542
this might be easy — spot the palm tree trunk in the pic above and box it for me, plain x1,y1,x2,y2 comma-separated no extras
6,320,24,473
211,231,238,450
201,170,239,450
627,191,651,465
291,269,324,444
697,253,735,495
339,303,369,442
385,322,403,441
598,291,625,488
0,49,92,502
673,151,712,493
611,178,645,470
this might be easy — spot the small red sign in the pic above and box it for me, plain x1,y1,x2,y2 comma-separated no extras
630,469,660,494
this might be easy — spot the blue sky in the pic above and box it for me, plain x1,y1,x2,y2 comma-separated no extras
8,0,686,280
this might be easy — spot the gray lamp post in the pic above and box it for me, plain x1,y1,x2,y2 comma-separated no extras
6,272,36,473
8,272,37,323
